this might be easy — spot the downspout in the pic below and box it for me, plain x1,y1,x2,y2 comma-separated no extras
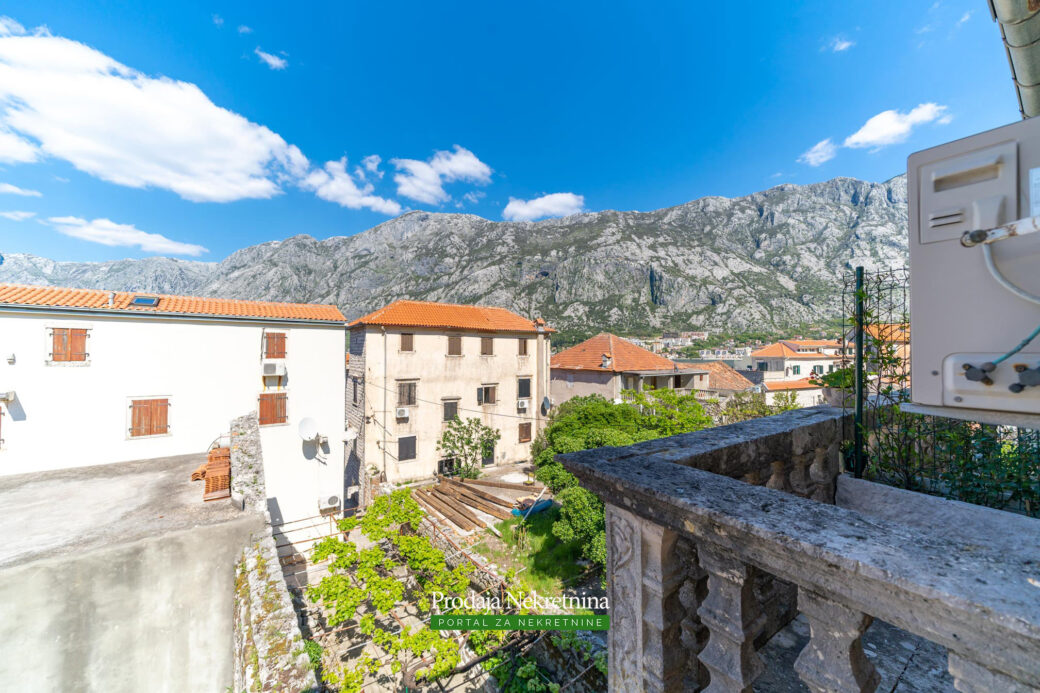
381,325,387,477
536,323,546,431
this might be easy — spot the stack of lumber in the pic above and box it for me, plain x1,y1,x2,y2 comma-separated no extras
189,446,232,501
461,477,544,493
412,476,522,533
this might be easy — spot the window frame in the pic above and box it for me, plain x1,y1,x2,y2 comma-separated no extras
397,380,418,407
399,435,417,461
480,336,494,356
264,331,287,359
518,338,529,356
477,384,497,405
442,398,459,422
518,422,532,443
128,397,171,438
791,365,801,376
258,391,289,426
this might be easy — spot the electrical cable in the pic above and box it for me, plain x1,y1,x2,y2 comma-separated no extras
992,322,1040,366
983,243,1040,307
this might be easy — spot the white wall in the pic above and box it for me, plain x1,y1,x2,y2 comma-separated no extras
0,309,344,523
550,369,617,404
766,387,824,407
357,327,549,482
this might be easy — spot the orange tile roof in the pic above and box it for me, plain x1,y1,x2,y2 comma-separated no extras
864,323,909,343
751,341,842,360
696,361,756,391
349,299,552,333
0,283,345,322
764,378,822,391
551,333,679,372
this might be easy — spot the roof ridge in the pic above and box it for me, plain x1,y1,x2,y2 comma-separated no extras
0,282,339,310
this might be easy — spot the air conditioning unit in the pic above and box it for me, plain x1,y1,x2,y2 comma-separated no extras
396,407,410,420
517,399,529,411
318,494,341,514
262,360,287,377
0,391,14,403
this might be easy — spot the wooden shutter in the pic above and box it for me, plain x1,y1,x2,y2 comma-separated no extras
519,422,532,443
488,385,496,404
69,329,88,361
130,399,168,436
518,378,531,398
481,337,493,355
448,335,462,356
265,332,287,358
130,400,148,436
399,436,416,461
152,399,169,435
259,393,287,425
52,328,69,362
519,338,528,356
401,333,414,352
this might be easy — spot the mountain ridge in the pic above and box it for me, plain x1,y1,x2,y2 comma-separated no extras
0,174,908,332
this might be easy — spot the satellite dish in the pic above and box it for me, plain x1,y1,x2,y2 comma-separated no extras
298,417,319,441
343,428,358,442
542,396,552,412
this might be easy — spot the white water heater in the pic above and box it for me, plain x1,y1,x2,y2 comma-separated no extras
908,117,1040,424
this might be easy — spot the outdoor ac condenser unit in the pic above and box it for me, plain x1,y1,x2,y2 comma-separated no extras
262,360,287,377
908,117,1040,426
395,407,410,420
318,494,341,514
517,399,529,411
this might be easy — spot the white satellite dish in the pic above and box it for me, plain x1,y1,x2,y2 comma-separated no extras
541,396,552,413
298,417,320,442
343,428,358,442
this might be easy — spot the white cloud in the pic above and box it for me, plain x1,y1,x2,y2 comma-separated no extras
0,210,34,220
362,154,383,177
254,47,287,70
829,37,854,52
503,193,584,221
843,103,948,149
956,11,973,27
462,190,485,205
301,158,401,215
797,138,837,167
0,182,41,196
212,14,224,27
0,23,308,201
44,216,208,256
391,145,492,204
238,25,253,34
0,16,25,36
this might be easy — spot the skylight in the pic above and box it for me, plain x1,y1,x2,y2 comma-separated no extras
130,295,160,306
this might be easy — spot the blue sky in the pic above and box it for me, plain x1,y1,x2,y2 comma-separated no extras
0,1,1020,263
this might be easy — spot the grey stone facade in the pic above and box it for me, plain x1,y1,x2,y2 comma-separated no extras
560,405,1040,692
347,325,367,508
230,412,266,514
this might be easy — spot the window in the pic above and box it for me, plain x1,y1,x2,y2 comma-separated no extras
130,295,159,307
443,399,459,421
398,381,417,406
438,457,457,475
673,374,682,389
258,392,288,425
399,435,417,461
812,365,824,375
447,335,462,356
519,422,532,443
51,328,88,362
265,332,287,359
518,338,529,356
400,333,414,352
129,398,169,437
757,361,768,371
481,337,494,356
791,365,801,375
352,378,359,405
518,377,531,399
481,441,495,466
477,385,497,405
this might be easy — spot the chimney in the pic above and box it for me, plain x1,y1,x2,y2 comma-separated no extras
107,291,114,307
601,352,613,369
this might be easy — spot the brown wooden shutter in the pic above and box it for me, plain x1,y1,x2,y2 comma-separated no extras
519,422,532,443
401,333,414,351
481,337,493,355
52,328,69,362
519,338,528,356
70,329,88,361
275,393,287,422
259,393,287,425
130,400,148,437
152,399,169,434
265,332,287,358
448,335,462,355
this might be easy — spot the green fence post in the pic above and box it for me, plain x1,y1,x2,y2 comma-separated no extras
854,266,866,478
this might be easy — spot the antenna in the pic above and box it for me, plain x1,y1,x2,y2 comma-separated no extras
298,417,319,442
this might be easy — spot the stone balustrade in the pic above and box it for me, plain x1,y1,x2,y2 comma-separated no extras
559,407,1040,693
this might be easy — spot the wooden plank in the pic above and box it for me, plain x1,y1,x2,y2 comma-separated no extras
429,487,482,527
437,482,513,520
418,488,477,531
439,476,514,508
463,477,544,493
413,491,463,531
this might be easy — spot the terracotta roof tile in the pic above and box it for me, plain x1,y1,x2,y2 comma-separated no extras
0,283,345,322
764,378,821,391
349,299,552,333
696,361,756,391
551,333,679,372
751,341,842,360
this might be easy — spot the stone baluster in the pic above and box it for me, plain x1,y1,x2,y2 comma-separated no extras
696,544,765,693
604,503,685,692
947,652,1037,693
677,537,709,690
793,588,879,693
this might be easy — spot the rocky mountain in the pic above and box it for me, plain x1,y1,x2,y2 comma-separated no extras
0,175,908,332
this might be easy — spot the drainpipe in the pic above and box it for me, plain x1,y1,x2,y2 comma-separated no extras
536,322,546,430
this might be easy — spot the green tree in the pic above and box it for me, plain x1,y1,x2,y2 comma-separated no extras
437,417,502,478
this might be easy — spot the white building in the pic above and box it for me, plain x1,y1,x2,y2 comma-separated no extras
346,300,552,483
750,340,843,381
0,284,347,523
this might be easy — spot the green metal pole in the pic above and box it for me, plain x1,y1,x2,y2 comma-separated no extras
854,266,866,478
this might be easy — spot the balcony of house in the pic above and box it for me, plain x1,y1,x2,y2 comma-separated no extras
622,369,706,396
559,406,1040,693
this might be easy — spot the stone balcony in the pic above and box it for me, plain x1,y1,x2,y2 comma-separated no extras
559,406,1040,693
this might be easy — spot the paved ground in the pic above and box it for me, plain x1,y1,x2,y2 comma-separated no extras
0,453,247,568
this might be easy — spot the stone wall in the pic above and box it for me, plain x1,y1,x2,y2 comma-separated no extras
233,530,318,693
347,326,367,508
230,412,266,514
